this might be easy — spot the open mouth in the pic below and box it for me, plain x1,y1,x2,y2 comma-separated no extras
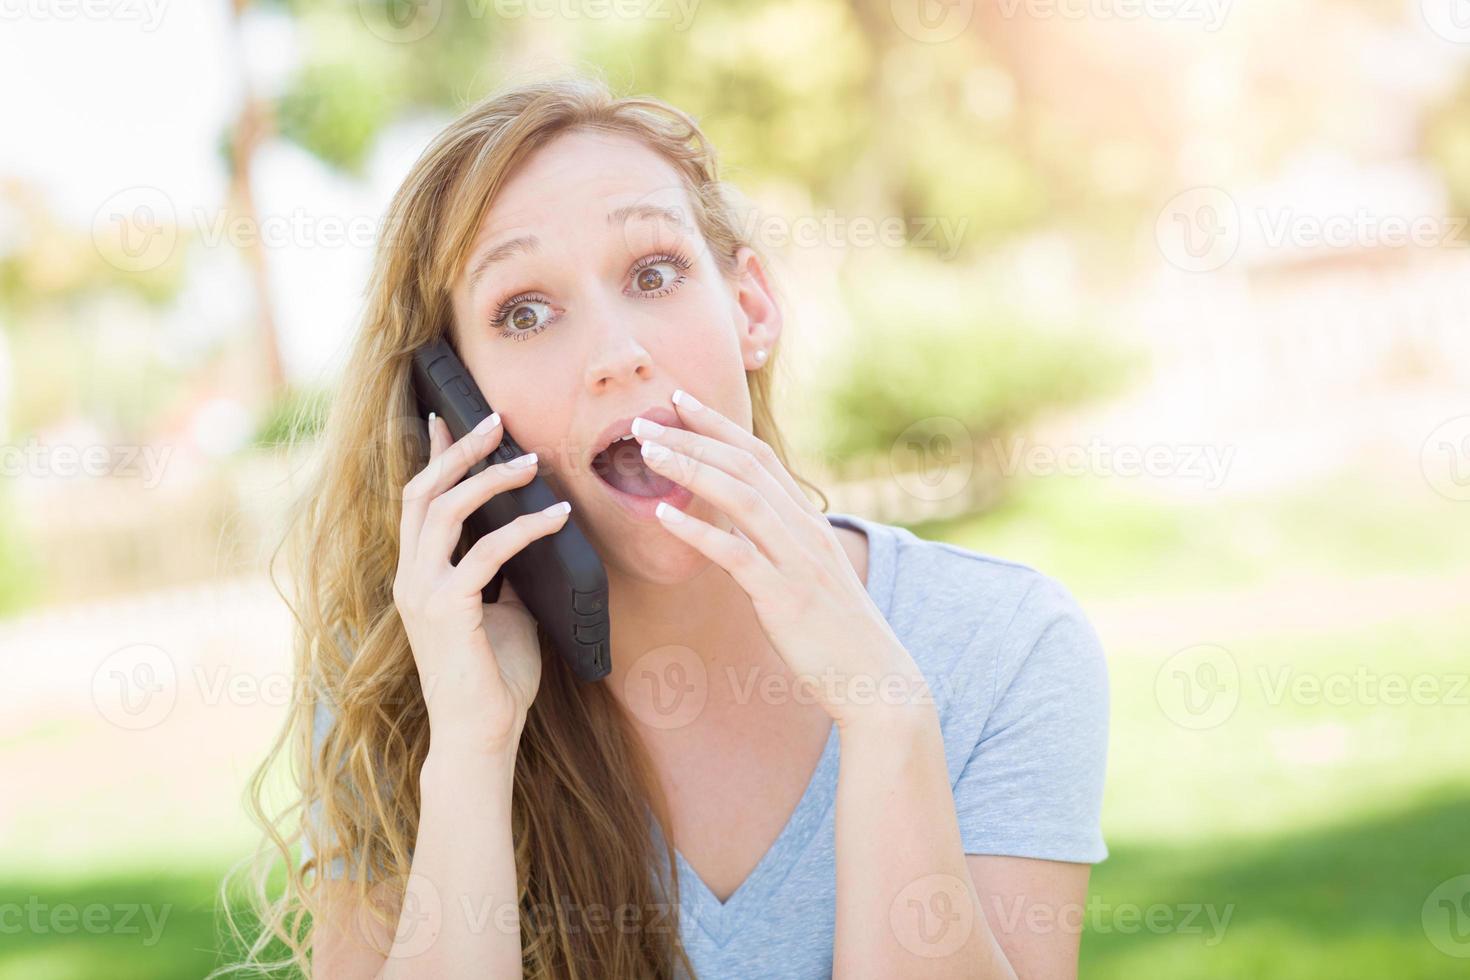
591,435,679,498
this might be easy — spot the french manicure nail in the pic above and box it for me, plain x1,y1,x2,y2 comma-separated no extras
632,416,665,439
656,502,685,523
508,451,538,469
641,441,671,464
672,389,702,412
473,412,501,436
542,500,571,517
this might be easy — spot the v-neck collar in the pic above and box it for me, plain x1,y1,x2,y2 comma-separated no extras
649,511,897,948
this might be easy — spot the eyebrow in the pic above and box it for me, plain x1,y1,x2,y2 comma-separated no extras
465,204,693,296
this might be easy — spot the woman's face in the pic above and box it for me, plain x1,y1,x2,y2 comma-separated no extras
447,128,780,581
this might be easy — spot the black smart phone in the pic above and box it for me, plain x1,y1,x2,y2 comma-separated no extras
410,339,610,682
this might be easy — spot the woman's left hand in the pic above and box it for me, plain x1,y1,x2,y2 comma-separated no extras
630,388,930,730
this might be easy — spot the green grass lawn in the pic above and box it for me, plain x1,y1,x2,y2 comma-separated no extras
1074,603,1470,978
4,464,1466,978
1082,784,1470,979
0,871,240,980
914,461,1470,600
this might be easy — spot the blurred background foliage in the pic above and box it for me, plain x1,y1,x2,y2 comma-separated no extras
0,0,1154,460
818,251,1139,461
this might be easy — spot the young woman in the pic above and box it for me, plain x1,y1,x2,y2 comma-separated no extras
226,74,1108,980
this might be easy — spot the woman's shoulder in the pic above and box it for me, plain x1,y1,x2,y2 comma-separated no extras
825,511,1107,729
827,512,1109,856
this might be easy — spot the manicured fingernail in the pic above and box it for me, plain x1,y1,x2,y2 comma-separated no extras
508,451,538,469
641,441,671,464
655,502,685,523
672,389,702,412
542,500,571,517
473,412,501,436
631,416,664,439
428,411,437,427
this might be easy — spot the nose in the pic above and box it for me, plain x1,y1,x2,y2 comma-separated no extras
582,302,654,391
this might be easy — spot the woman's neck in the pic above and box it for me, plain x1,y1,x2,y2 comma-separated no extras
601,555,785,730
596,524,869,734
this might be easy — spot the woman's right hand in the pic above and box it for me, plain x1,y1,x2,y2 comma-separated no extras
393,411,572,758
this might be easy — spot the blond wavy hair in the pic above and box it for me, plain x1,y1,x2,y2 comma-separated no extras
211,71,829,978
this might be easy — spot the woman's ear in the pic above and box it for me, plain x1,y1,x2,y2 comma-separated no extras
729,245,782,370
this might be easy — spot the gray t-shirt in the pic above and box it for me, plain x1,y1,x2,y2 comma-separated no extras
305,510,1110,976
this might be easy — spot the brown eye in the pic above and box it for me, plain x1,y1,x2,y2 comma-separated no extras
511,305,538,330
636,265,667,292
630,258,685,296
490,294,556,340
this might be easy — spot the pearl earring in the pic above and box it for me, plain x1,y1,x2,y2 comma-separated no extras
753,348,767,365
